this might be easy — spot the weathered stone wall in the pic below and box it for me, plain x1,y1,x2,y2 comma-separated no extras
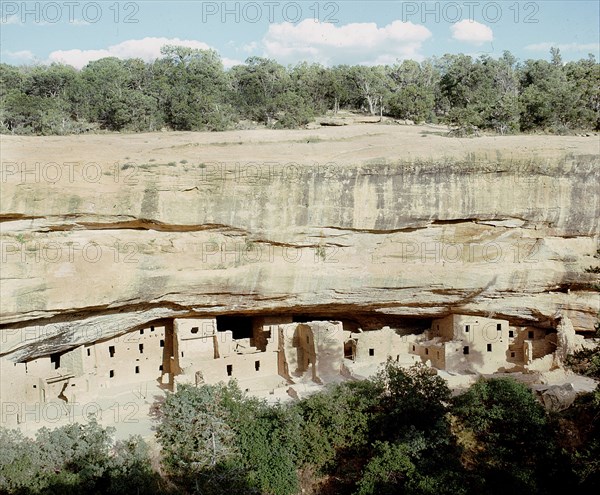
1,144,598,362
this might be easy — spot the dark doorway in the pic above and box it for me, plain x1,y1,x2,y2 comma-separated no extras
217,316,253,340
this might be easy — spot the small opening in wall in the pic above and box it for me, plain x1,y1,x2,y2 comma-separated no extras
87,348,91,357
509,330,514,338
463,346,470,355
181,352,184,357
425,348,429,355
109,346,115,358
255,360,260,371
412,345,415,351
511,352,516,358
71,383,75,387
396,355,400,361
151,326,155,331
50,353,61,370
159,365,163,371
497,324,501,331
227,364,233,376
135,366,140,374
465,325,470,333
487,344,492,352
139,344,144,354
160,339,165,348
33,385,36,389
191,327,199,334
140,329,144,335
369,348,375,356
306,336,310,344
528,331,534,339
109,370,114,378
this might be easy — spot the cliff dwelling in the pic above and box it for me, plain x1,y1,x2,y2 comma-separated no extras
0,312,562,427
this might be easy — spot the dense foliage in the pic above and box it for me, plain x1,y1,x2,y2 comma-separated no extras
1,47,598,135
1,363,598,494
0,420,163,494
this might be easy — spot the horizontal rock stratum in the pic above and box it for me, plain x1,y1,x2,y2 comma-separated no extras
1,125,599,361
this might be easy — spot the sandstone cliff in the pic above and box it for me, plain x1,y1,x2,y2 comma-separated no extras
1,125,599,361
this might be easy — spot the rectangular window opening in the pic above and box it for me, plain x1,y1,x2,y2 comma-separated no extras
151,326,155,332
497,324,502,331
465,325,470,333
140,329,144,335
509,330,514,338
425,348,429,355
255,360,260,371
139,343,144,354
226,364,233,376
109,370,114,378
160,339,165,348
511,352,516,358
487,344,492,352
528,331,534,339
463,346,470,355
369,348,375,356
86,348,91,356
109,346,115,358
135,366,140,374
191,327,199,334
50,353,60,370
159,364,163,371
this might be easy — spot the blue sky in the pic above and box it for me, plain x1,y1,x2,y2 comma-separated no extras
1,1,598,68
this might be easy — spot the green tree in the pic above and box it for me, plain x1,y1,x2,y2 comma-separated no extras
451,378,574,494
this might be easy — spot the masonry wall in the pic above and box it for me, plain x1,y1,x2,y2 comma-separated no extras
353,326,408,364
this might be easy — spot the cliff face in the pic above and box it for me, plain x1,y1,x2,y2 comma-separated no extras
1,127,599,361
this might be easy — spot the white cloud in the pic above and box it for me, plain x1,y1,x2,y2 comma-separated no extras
47,37,213,69
4,50,35,61
242,41,258,53
222,57,243,68
1,14,20,25
450,20,493,45
261,19,432,65
525,42,599,53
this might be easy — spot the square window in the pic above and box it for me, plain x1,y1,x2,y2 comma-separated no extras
227,364,233,376
463,346,470,355
487,344,492,352
369,348,375,356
